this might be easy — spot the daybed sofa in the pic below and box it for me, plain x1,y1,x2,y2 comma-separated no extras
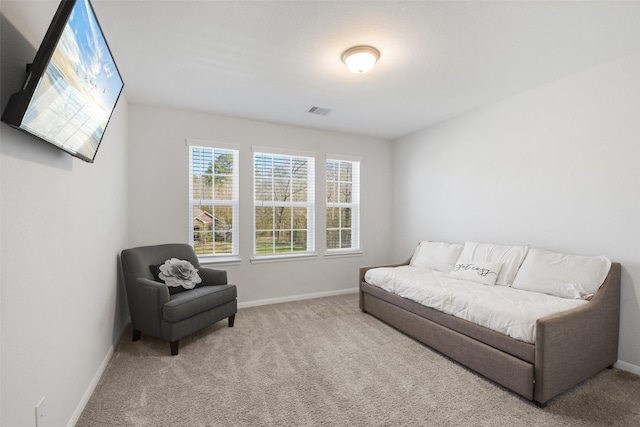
359,241,620,406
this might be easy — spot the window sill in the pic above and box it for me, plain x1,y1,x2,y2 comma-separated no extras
324,250,363,259
198,256,242,267
250,253,318,264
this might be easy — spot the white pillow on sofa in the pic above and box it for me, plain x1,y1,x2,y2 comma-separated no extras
410,241,464,273
512,247,611,300
450,261,503,286
457,242,529,286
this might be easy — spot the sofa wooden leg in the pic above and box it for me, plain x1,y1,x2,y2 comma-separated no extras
132,329,142,341
228,314,236,327
170,340,179,356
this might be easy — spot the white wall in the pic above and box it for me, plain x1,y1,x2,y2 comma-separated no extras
0,8,131,426
128,105,393,303
392,51,640,370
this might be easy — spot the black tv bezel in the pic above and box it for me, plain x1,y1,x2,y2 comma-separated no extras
1,0,124,163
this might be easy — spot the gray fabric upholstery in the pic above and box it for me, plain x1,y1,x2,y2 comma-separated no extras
121,243,237,354
360,261,621,406
164,284,237,323
361,282,535,363
161,300,237,342
534,263,621,403
363,293,535,400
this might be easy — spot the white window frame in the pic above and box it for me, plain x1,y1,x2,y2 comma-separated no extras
252,146,316,262
325,154,361,255
188,140,240,262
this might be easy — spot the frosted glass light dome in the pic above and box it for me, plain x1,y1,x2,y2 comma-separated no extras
342,46,380,74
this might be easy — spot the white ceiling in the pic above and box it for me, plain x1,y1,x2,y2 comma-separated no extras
4,0,640,140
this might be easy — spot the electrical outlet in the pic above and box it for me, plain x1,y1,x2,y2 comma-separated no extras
35,397,46,427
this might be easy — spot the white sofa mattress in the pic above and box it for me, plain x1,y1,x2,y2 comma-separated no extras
364,266,587,344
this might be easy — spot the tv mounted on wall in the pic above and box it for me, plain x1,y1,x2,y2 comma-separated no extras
1,0,124,163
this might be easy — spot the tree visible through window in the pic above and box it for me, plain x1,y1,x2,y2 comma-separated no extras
326,158,360,251
189,146,239,256
253,151,315,256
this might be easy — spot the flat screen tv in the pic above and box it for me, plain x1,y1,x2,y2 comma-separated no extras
1,0,124,163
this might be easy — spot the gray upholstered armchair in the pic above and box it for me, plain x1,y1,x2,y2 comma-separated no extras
121,243,237,355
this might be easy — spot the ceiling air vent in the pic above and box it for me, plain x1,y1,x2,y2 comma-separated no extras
308,106,331,116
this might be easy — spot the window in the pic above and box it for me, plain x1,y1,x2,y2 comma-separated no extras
253,149,315,256
189,144,239,257
326,157,360,251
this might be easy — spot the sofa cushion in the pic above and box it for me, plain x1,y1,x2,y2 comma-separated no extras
410,241,464,273
457,242,528,286
364,265,586,344
512,247,611,300
163,284,237,323
450,261,502,286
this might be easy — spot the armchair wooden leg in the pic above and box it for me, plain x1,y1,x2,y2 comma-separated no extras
132,329,142,341
228,314,236,327
170,340,179,356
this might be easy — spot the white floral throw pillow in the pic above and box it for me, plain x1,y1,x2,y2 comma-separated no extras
158,258,202,290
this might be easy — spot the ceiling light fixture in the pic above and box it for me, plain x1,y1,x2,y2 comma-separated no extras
342,45,380,74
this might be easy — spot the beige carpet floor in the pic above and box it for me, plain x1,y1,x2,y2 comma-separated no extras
77,293,640,426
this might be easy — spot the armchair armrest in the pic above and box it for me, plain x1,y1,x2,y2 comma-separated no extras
136,277,170,298
198,267,228,286
127,277,171,337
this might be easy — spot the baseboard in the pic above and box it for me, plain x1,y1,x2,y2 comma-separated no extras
67,319,130,427
66,345,114,427
614,360,640,376
238,287,358,309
